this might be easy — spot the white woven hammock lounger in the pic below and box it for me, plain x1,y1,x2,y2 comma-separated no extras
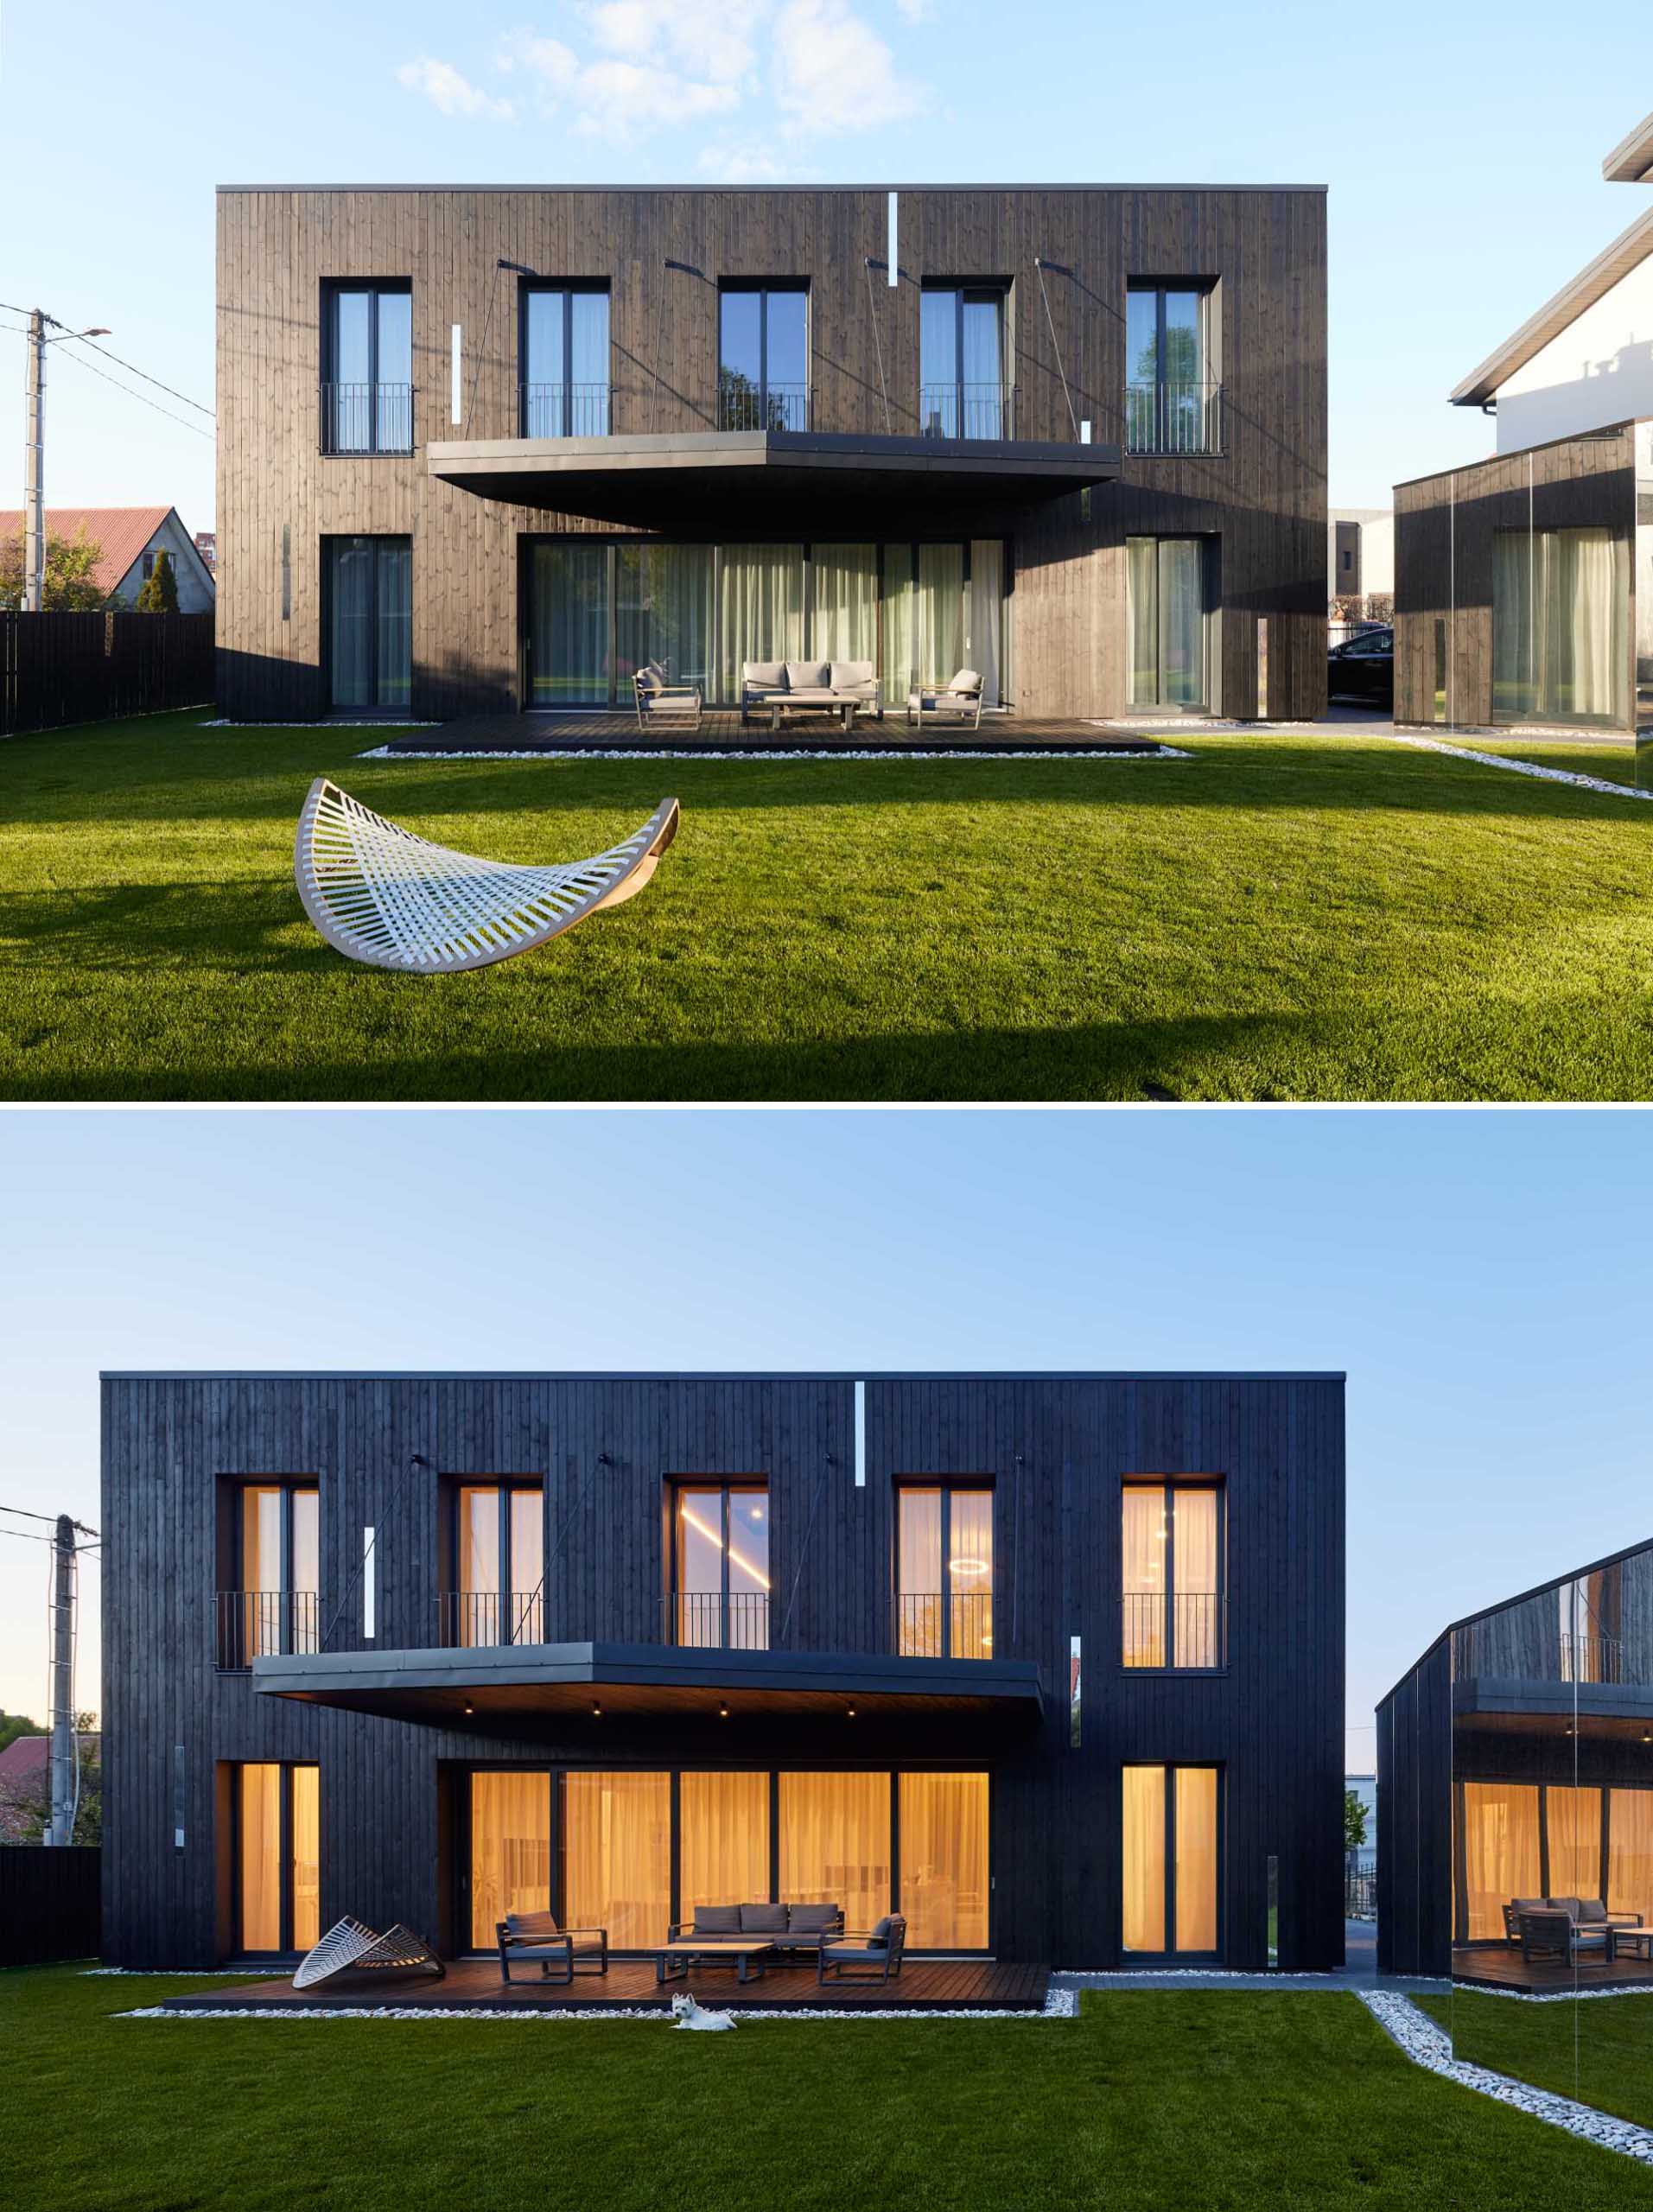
295,779,680,973
293,1916,446,1990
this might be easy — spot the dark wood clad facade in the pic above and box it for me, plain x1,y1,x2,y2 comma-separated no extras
1392,429,1637,729
216,185,1328,722
102,1370,1345,1971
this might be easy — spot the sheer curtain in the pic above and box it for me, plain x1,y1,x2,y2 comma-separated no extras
1174,1767,1218,1953
470,1772,551,1947
1173,1489,1219,1669
291,1766,321,1954
1126,538,1158,706
1495,527,1627,725
948,1489,994,1660
329,541,375,709
897,1488,942,1656
718,545,804,697
810,545,878,664
376,540,412,710
1546,1784,1604,1898
563,1771,671,1948
242,1488,282,1657
531,543,610,704
1160,539,1205,708
1491,531,1533,721
459,1488,500,1645
1122,1765,1166,1951
918,544,963,683
679,1772,770,1913
1460,1782,1541,1941
616,545,713,692
290,1491,319,1651
779,1772,891,1932
238,1764,283,1951
899,1773,989,1948
1609,1789,1653,1923
967,541,1004,706
882,545,914,706
508,1490,544,1643
1121,1486,1165,1668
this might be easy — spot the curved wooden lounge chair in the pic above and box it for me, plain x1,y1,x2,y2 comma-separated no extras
295,781,680,973
293,1915,446,1990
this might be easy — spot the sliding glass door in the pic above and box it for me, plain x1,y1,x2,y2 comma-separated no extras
1492,526,1630,726
615,544,714,697
1126,537,1210,710
528,542,611,704
716,545,805,699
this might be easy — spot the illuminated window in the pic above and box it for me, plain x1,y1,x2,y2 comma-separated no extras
448,1484,544,1646
1122,1763,1219,1956
671,1483,770,1649
1122,1482,1224,1669
233,1762,320,1955
896,1484,994,1659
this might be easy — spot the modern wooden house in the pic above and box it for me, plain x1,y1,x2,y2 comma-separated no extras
214,184,1328,726
1376,1535,1653,1986
101,1370,1345,1974
1393,110,1653,772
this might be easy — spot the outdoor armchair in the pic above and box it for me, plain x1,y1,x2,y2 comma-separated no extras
497,1910,609,1983
817,1912,907,1985
1517,1908,1608,1965
905,669,984,728
633,662,703,731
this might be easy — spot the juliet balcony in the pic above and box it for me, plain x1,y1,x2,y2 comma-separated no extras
1124,379,1224,457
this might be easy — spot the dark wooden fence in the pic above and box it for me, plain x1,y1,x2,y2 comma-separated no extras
0,1846,101,1966
1,610,214,735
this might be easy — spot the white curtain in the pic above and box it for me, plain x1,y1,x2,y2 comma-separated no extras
810,544,877,664
291,1765,321,1954
1173,1767,1218,1953
238,1764,283,1952
1173,1489,1219,1669
1126,538,1158,705
779,1772,891,1934
531,542,609,704
899,1773,989,1948
968,541,1004,705
1122,1765,1166,1951
1121,1486,1165,1668
616,544,713,693
679,1772,770,1915
718,545,804,697
563,1771,671,1949
470,1771,551,1947
918,544,964,684
882,544,914,704
1610,1790,1653,1925
1460,1781,1541,1941
1494,526,1627,725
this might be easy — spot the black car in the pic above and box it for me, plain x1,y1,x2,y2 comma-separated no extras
1327,624,1393,707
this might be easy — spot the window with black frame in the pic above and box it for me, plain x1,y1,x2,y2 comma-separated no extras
325,536,411,710
1125,284,1218,454
896,1483,994,1659
919,288,1008,440
718,287,809,431
322,283,412,454
1121,1480,1225,1669
217,1482,319,1669
521,286,611,437
232,1762,320,1956
444,1483,545,1647
670,1482,770,1649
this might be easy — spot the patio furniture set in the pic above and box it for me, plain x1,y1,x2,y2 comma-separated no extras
496,1901,908,1987
633,658,986,733
1504,1896,1650,1965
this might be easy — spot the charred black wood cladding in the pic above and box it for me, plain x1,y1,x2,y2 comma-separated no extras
101,1372,1345,1969
216,186,1328,721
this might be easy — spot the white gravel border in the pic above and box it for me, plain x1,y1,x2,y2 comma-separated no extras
196,720,442,729
120,1985,1077,2024
1386,730,1652,801
353,745,1192,763
1358,1990,1653,2164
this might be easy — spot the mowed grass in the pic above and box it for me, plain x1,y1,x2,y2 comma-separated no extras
10,1967,1653,2212
1416,1989,1653,2133
1441,733,1644,788
2,710,1651,1101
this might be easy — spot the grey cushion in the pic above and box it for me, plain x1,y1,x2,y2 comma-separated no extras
1548,1897,1583,1920
866,1914,893,1948
739,1901,788,1933
829,660,875,690
784,660,830,691
504,1911,563,1941
691,1904,741,1935
1578,1899,1609,1922
788,1903,840,1934
743,661,788,690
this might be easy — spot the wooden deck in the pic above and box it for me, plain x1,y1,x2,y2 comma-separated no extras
1453,1945,1653,1995
161,1955,1050,2013
378,710,1168,758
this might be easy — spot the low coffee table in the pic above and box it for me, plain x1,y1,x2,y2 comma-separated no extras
1608,1926,1653,1962
653,1939,776,1985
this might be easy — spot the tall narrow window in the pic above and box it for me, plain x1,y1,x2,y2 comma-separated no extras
233,1763,320,1955
220,1482,319,1668
469,1770,551,1947
322,283,412,454
1126,537,1209,710
521,286,610,437
326,536,411,711
899,1772,989,1948
896,1484,994,1659
920,288,1006,439
448,1482,544,1646
671,1483,770,1649
718,286,809,430
1122,1482,1224,1669
1125,285,1216,454
1122,1763,1220,1957
562,1771,671,1949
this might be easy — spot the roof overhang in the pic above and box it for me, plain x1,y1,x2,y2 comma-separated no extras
427,429,1119,528
1454,1677,1653,1730
1604,110,1653,184
1450,206,1653,407
253,1639,1044,1733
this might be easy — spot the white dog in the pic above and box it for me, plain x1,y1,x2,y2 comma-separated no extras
671,1991,738,2031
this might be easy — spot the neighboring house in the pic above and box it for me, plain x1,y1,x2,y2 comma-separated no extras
0,1730,100,1840
1393,109,1653,763
194,530,217,577
0,505,215,611
1376,1536,1653,1982
1327,510,1393,617
1345,1771,1376,1872
100,1369,1346,1971
215,184,1328,723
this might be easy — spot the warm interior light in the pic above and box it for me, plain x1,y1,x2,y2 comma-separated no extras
718,1703,729,1719
679,1500,772,1590
462,1703,474,1716
592,1702,602,1717
846,1706,857,1719
949,1556,989,1578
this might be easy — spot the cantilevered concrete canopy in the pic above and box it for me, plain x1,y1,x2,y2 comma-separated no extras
427,429,1119,528
253,1639,1044,1733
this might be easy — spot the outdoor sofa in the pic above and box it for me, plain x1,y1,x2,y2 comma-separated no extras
740,659,881,726
669,1901,845,1957
817,1913,907,1985
497,1909,609,1982
1508,1896,1643,1964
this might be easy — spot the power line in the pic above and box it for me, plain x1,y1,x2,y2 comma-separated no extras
0,1503,60,1525
51,344,214,442
60,331,213,419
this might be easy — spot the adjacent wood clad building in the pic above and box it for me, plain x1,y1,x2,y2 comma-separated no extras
102,1370,1345,1972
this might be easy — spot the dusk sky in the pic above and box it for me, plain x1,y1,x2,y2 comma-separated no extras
3,1,1649,529
0,1106,1645,1770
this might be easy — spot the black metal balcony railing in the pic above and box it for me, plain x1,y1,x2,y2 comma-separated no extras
439,1591,546,1648
919,384,1013,442
666,1591,771,1650
1121,1592,1225,1670
320,381,414,455
1124,380,1223,456
215,1590,319,1671
716,382,810,433
895,1591,995,1661
520,382,611,438
1560,1632,1624,1685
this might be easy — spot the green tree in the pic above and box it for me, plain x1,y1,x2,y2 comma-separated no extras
0,524,107,611
133,548,179,613
1344,1787,1369,1853
0,1711,47,1756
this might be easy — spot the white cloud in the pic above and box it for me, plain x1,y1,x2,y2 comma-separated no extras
893,0,932,19
696,142,785,182
583,0,766,84
498,30,740,141
772,0,917,131
395,56,517,121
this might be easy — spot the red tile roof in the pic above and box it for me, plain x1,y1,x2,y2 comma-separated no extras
0,1732,99,1788
0,505,178,595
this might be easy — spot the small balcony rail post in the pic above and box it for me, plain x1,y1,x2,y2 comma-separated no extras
519,382,611,438
664,1590,770,1649
894,1590,994,1659
439,1590,546,1648
918,384,1012,442
1123,380,1223,457
214,1589,320,1671
715,382,809,434
320,382,414,456
1120,1590,1224,1669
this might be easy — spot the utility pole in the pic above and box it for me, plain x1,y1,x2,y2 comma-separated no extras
23,309,44,613
45,1513,77,1845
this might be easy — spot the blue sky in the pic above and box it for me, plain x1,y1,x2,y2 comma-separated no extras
1,1107,1646,1770
2,2,1650,530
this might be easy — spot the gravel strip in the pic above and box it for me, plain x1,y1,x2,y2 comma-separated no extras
1386,731,1652,800
353,745,1192,763
120,1986,1078,2024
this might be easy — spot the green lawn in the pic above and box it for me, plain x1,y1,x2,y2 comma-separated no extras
9,1967,1653,2210
3,711,1651,1101
1416,1989,1653,2133
1442,734,1643,788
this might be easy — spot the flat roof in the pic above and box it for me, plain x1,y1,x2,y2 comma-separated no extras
102,1368,1345,1382
1604,110,1653,184
1450,205,1653,406
217,181,1327,197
